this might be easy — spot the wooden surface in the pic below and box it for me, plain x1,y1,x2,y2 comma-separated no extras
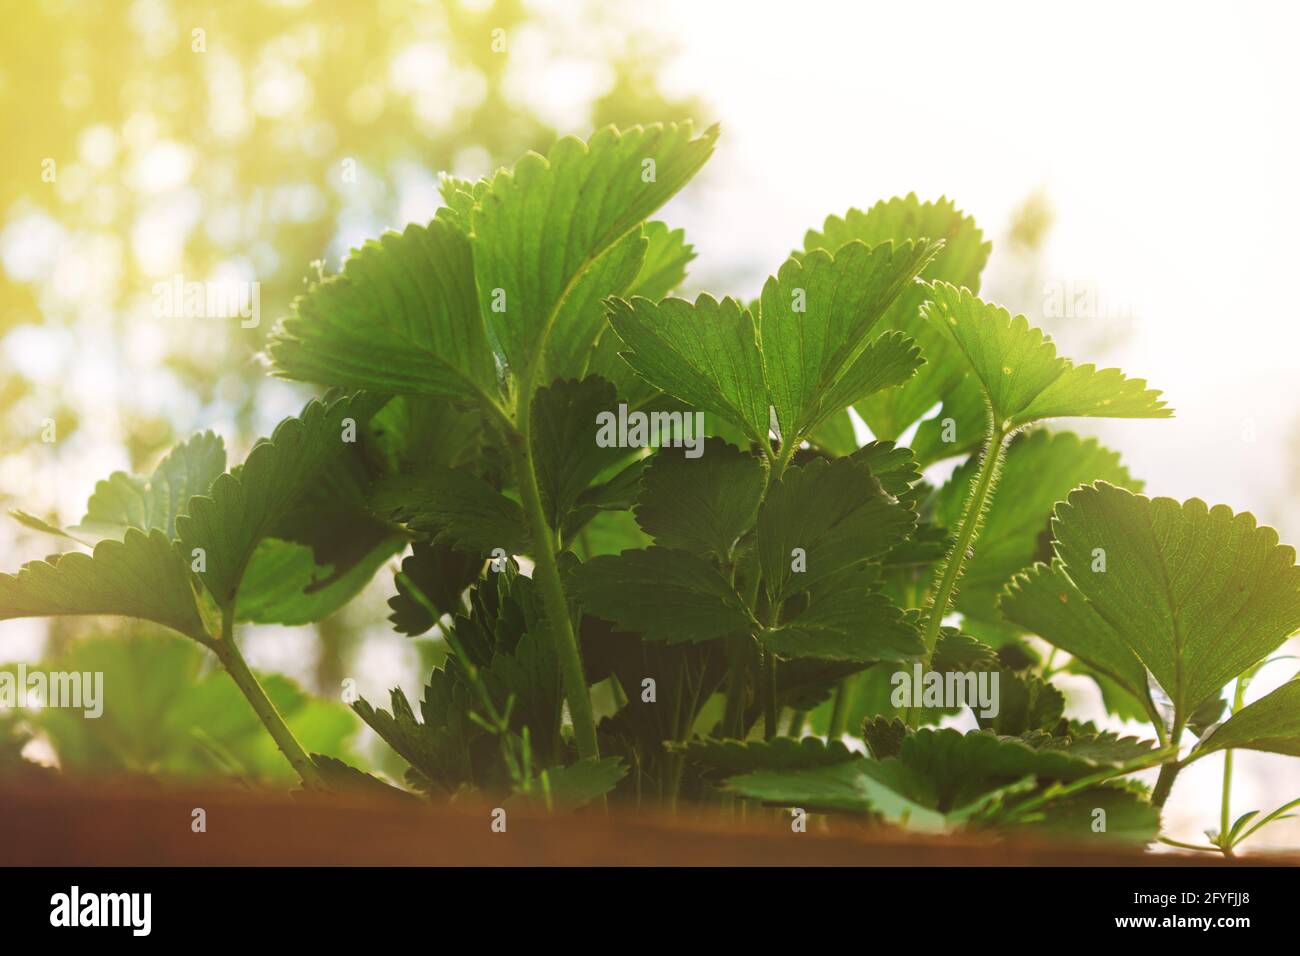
0,783,1292,866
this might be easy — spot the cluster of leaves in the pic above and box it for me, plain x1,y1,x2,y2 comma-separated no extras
4,124,1300,850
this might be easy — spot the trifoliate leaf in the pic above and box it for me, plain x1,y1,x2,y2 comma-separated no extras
0,529,207,643
629,221,695,300
802,196,991,441
1002,483,1300,723
633,438,764,563
72,431,227,541
758,456,916,602
1194,680,1300,757
605,294,769,445
758,240,937,442
530,376,629,530
269,218,500,406
471,122,717,381
569,547,754,644
176,393,383,609
936,429,1140,625
922,283,1171,428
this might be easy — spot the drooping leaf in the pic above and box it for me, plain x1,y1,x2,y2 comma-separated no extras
0,529,207,643
758,456,916,602
633,438,764,563
1194,680,1300,758
802,195,991,441
269,219,500,406
1002,483,1300,723
758,240,937,442
922,283,1171,428
935,429,1140,625
569,547,754,644
605,293,769,445
471,122,718,382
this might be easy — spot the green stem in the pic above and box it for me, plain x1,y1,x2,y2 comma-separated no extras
723,637,750,738
1218,671,1252,851
1151,759,1182,809
919,424,1006,661
508,437,600,762
828,673,857,738
763,648,778,741
213,610,325,790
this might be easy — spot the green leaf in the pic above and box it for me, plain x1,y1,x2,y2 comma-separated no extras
1195,680,1300,757
629,220,694,300
238,536,403,627
922,283,1171,427
0,529,207,643
386,540,484,637
808,410,858,456
936,429,1140,625
758,240,937,442
974,668,1065,736
269,218,500,406
176,394,383,609
530,376,628,529
680,736,857,776
633,438,764,563
1001,784,1159,845
803,195,991,441
758,456,916,602
760,585,922,663
72,431,227,541
726,728,1157,823
1002,483,1300,722
569,547,754,644
371,466,527,555
18,633,358,782
364,394,483,477
910,375,987,466
471,122,718,382
605,293,770,445
519,757,628,810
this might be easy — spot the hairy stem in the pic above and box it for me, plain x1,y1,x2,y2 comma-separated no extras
508,437,600,762
213,610,325,790
920,424,1006,661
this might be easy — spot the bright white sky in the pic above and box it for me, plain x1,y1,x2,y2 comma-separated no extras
634,0,1300,535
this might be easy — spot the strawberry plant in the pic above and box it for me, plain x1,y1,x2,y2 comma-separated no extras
5,123,1300,852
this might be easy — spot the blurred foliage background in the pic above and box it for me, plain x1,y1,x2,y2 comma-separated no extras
0,0,704,781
